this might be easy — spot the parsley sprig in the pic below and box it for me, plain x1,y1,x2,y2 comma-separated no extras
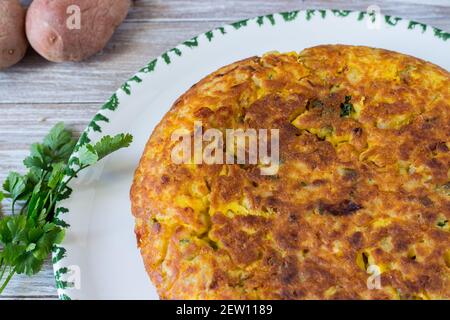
0,123,132,293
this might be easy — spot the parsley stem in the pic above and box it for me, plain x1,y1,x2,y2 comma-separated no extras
19,198,30,215
0,267,16,294
62,165,88,190
0,261,6,282
11,200,16,215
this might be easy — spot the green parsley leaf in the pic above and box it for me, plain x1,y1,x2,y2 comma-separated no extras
2,172,27,204
23,156,46,171
43,123,75,156
340,95,354,117
78,145,99,167
48,163,66,190
26,243,36,252
93,133,133,160
437,219,448,228
23,123,75,172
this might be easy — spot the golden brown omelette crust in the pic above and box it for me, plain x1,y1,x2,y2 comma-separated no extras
131,45,450,300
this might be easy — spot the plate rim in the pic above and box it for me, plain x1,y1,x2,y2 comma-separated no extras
51,8,449,300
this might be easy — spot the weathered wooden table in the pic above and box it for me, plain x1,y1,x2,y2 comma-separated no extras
0,0,448,300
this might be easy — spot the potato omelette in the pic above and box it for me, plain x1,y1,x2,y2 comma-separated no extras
131,45,450,299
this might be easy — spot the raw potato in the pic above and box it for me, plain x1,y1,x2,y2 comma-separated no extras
0,0,28,69
26,0,131,62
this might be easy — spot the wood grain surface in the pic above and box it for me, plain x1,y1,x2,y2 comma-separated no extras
0,0,448,300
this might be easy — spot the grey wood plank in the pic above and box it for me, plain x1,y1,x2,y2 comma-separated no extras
0,260,58,299
18,0,450,22
0,104,99,180
126,0,450,27
0,21,220,104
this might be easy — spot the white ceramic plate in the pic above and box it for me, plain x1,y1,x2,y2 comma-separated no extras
52,9,450,300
